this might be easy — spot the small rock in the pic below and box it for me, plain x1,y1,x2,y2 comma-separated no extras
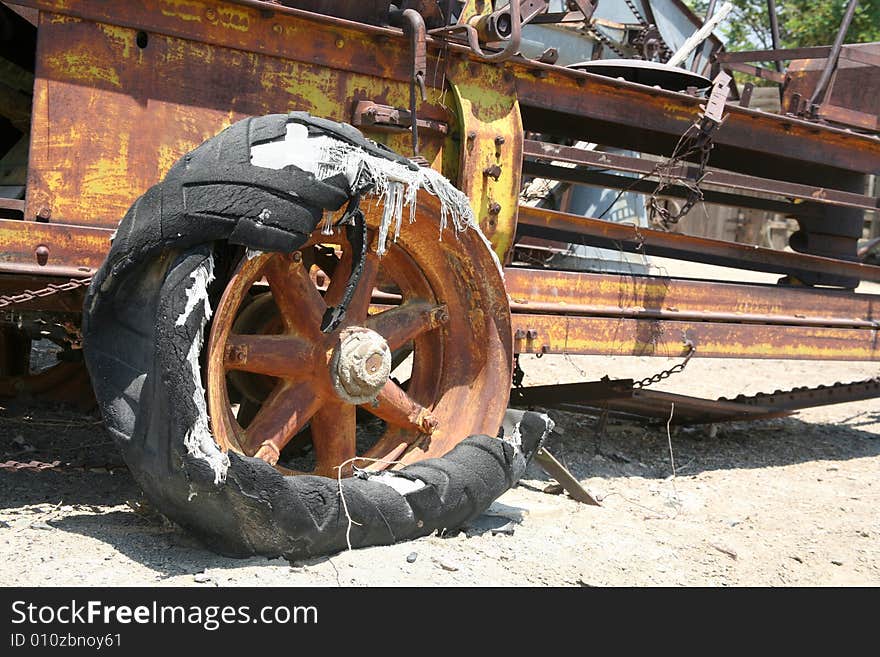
0,520,9,529
406,552,418,564
193,572,212,583
831,560,843,566
790,555,803,563
542,482,564,495
288,566,304,573
30,521,53,531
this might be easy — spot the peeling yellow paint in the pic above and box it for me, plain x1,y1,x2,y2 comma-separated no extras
46,52,121,88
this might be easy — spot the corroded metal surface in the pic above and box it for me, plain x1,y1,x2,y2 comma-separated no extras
517,205,880,285
511,313,880,361
447,58,523,263
504,268,880,326
24,6,447,229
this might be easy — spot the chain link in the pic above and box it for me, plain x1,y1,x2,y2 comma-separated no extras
0,277,92,309
632,339,695,389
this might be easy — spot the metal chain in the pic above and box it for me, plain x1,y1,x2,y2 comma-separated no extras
623,0,648,26
632,339,695,389
585,23,627,58
0,277,92,309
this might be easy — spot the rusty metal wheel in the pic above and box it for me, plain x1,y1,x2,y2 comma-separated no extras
206,194,512,478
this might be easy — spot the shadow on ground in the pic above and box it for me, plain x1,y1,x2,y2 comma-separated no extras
526,407,880,484
2,401,879,574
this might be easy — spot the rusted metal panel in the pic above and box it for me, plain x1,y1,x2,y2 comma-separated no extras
511,312,880,361
25,10,446,228
16,0,420,85
504,268,880,325
0,218,110,276
513,63,880,176
447,58,523,263
517,205,880,284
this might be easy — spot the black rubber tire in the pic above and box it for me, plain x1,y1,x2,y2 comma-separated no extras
82,113,545,559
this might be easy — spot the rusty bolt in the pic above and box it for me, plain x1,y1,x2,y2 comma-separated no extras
431,306,450,326
494,135,506,146
483,164,502,181
514,329,526,340
335,38,345,48
416,409,439,435
36,207,51,221
488,202,502,215
526,329,538,340
466,131,477,142
272,23,283,34
204,7,217,21
35,245,49,266
292,251,302,262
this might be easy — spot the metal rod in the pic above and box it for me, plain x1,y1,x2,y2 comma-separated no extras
809,0,860,107
766,0,783,72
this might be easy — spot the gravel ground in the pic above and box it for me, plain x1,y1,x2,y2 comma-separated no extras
1,261,878,587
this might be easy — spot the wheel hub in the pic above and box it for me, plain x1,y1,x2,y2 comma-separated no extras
330,326,391,405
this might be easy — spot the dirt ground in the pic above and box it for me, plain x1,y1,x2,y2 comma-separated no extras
2,262,879,587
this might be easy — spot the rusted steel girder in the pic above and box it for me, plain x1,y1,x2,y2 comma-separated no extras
523,140,880,213
511,312,880,361
517,205,880,285
503,268,880,326
513,62,880,178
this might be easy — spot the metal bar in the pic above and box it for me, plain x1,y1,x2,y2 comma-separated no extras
0,199,25,213
0,219,110,276
533,448,601,506
516,205,880,284
509,300,880,329
503,267,880,324
715,46,834,64
725,61,786,84
511,312,880,360
766,0,783,73
809,0,860,107
524,140,879,212
510,379,634,406
521,160,820,217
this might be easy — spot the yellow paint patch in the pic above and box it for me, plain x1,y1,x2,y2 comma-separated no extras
46,52,121,88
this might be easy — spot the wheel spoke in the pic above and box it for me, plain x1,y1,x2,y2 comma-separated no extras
310,400,357,477
224,334,314,378
264,254,325,337
364,379,439,435
364,302,447,351
246,381,322,464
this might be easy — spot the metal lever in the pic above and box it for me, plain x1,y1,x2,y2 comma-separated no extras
390,8,428,155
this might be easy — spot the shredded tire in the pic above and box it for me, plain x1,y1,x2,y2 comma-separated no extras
82,113,547,559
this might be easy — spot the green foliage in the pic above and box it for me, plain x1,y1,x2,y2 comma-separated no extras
684,0,880,51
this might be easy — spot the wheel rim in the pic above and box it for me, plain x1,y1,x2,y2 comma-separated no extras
206,194,512,477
